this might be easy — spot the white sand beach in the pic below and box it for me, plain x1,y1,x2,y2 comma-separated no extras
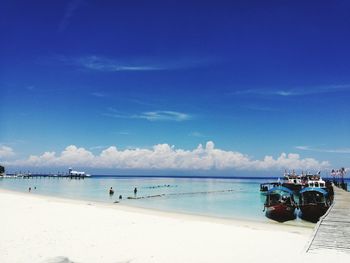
0,188,349,263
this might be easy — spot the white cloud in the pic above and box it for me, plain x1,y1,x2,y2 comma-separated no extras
0,146,15,159
77,56,162,71
26,85,35,91
117,131,130,135
296,145,350,154
137,111,191,121
189,131,205,137
6,142,329,171
90,92,106,97
57,54,215,73
59,0,84,32
89,145,110,150
105,109,192,122
233,84,350,97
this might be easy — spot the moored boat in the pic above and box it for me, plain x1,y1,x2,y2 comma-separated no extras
302,172,326,190
299,187,331,221
260,182,281,194
264,186,297,221
282,171,303,191
68,168,90,177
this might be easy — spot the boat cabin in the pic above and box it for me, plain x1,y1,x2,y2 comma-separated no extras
299,188,329,206
265,187,295,206
307,180,326,188
260,182,281,192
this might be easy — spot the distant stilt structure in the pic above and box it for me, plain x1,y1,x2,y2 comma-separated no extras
340,167,347,191
331,168,348,191
0,165,5,177
2,168,90,179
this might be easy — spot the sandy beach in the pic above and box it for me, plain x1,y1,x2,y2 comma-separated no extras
0,188,349,263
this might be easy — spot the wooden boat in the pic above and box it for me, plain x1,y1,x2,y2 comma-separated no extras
260,182,281,194
299,187,331,221
264,186,297,221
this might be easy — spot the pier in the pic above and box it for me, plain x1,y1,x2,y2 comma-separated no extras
3,173,89,179
2,168,90,179
307,185,350,254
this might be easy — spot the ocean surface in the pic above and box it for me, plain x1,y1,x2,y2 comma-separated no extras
1,175,347,227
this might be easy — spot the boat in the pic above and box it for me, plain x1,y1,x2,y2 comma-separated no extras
282,171,303,191
299,187,331,221
282,170,329,192
302,172,326,189
68,168,90,177
260,182,281,194
264,186,297,221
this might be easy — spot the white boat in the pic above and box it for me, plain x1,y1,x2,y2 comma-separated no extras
302,172,326,189
68,168,90,177
282,170,303,191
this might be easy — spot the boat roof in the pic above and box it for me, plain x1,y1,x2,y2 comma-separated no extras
260,182,280,186
267,186,294,195
300,187,328,195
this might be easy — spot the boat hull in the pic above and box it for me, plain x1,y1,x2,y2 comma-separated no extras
300,204,329,221
282,183,302,192
265,204,296,221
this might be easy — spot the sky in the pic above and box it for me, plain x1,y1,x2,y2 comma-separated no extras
1,0,350,175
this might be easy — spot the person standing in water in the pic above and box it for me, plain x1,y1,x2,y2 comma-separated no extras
109,187,114,195
134,187,137,196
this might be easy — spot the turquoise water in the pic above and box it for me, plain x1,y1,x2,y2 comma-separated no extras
0,176,315,227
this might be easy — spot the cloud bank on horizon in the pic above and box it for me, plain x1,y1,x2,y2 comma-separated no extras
0,146,15,159
2,141,329,171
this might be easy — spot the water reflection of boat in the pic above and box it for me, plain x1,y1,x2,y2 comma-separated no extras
264,186,297,221
299,187,331,221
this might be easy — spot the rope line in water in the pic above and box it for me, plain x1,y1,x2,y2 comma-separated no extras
127,189,235,200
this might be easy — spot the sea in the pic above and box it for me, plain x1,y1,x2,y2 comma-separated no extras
1,175,348,227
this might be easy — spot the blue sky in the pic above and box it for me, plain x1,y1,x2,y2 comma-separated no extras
1,0,349,174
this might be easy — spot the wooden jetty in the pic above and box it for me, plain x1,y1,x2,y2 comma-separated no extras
307,185,350,254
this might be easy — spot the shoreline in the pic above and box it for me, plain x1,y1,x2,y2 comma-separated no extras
0,187,312,232
1,188,349,262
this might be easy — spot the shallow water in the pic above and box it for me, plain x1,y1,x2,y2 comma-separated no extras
0,176,321,227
